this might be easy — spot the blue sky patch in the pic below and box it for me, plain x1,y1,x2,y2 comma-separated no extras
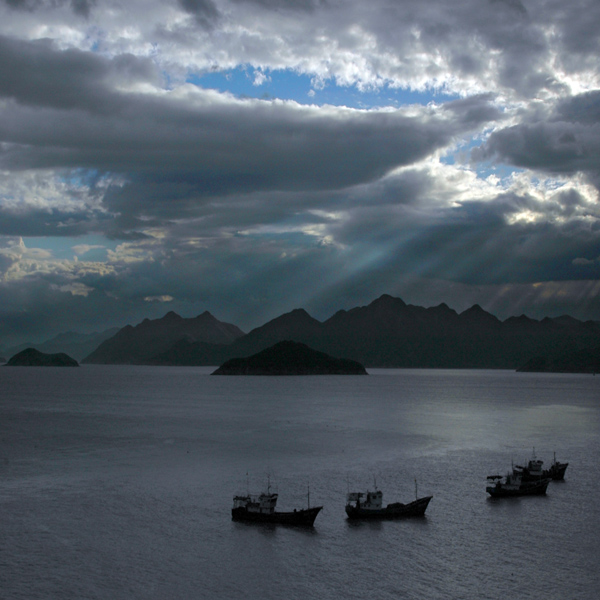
189,66,458,109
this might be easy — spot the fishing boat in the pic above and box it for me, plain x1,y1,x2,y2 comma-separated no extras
345,482,432,520
513,449,545,480
486,472,550,497
231,481,322,526
513,449,568,481
547,452,569,480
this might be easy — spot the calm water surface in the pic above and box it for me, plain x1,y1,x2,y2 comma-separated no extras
1,367,599,599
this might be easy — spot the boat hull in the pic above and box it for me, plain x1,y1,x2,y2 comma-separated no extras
486,478,550,498
345,495,432,520
548,462,568,480
514,464,569,482
231,505,323,526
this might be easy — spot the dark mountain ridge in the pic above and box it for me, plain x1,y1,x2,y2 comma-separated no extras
81,295,600,369
2,328,119,362
82,311,244,364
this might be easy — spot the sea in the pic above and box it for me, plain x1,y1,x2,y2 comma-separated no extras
1,366,598,600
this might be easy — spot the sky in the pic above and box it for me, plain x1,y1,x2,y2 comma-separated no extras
1,0,600,344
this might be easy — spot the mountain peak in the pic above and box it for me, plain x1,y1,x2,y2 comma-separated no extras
464,303,485,313
235,307,323,352
373,293,406,303
505,314,536,324
552,315,581,327
82,310,244,364
272,308,316,324
195,311,216,321
459,304,501,326
162,311,182,321
369,294,407,309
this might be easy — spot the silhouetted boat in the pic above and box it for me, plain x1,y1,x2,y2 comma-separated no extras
513,449,545,481
513,449,568,481
232,481,322,526
345,483,432,520
486,472,550,497
547,453,569,480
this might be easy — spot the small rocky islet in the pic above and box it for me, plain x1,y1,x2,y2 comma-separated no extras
211,340,367,375
5,347,79,367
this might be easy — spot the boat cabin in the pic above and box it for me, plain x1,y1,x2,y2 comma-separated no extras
514,450,544,479
346,490,383,510
233,493,278,514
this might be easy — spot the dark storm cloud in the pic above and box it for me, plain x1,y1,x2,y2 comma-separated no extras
473,90,600,185
490,0,526,16
0,206,103,236
0,36,161,113
229,0,325,10
0,36,503,238
442,94,503,126
3,0,48,10
70,0,94,17
556,90,600,124
178,0,219,27
95,102,458,215
0,92,471,233
2,0,94,16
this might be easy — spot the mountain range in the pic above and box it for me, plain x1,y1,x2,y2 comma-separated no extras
80,294,600,369
82,311,244,364
1,328,119,362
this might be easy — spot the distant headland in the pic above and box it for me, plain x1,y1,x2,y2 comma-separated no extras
211,340,368,375
517,346,600,374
